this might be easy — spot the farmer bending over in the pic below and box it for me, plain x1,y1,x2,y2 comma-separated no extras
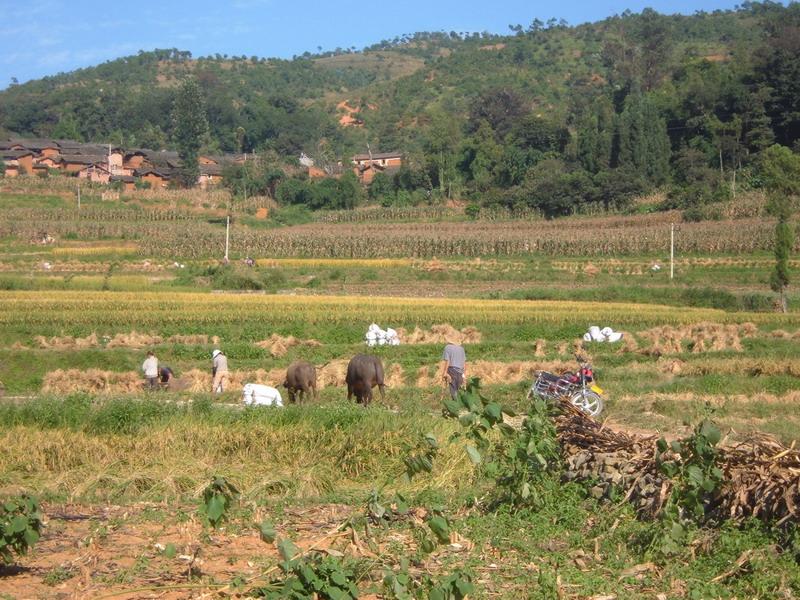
211,349,229,394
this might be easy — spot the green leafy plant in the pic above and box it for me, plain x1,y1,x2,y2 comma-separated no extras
444,378,560,506
199,476,239,529
253,552,361,599
1,494,43,564
654,419,724,554
367,433,438,524
384,563,474,600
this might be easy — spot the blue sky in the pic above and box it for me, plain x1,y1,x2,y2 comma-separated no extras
1,0,746,88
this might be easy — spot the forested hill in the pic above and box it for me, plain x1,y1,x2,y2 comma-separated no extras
1,2,799,215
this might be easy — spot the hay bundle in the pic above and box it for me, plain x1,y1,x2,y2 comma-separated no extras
534,339,546,357
318,360,350,388
637,322,757,356
35,333,99,350
166,334,219,345
385,364,405,388
41,369,142,394
397,324,482,345
555,399,800,525
467,360,573,386
106,331,163,349
254,334,322,357
416,366,437,388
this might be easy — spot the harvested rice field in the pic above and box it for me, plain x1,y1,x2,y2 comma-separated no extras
1,252,799,596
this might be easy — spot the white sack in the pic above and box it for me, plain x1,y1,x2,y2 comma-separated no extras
242,383,283,407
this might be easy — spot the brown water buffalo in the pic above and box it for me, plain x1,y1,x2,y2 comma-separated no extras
283,361,318,404
346,354,385,405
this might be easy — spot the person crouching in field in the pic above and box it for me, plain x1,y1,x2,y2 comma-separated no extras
142,351,159,391
211,349,229,394
439,335,467,399
159,366,174,390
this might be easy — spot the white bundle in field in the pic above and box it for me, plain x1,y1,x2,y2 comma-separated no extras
242,383,283,407
365,323,400,346
583,325,624,343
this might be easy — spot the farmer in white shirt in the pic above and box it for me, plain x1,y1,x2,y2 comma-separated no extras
211,349,229,394
142,351,159,391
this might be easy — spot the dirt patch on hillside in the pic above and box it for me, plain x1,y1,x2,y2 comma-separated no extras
254,334,322,357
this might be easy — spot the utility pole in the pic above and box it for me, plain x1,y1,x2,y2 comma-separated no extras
224,215,230,263
670,222,674,281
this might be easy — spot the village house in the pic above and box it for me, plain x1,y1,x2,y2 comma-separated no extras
1,150,34,176
77,163,112,184
1,137,242,190
8,139,60,158
59,154,108,174
352,151,403,184
135,167,170,189
110,175,136,192
198,163,224,189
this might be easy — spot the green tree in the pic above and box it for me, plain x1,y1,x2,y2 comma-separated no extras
171,77,209,187
618,91,671,185
760,144,800,312
576,102,614,174
51,115,83,141
0,158,5,178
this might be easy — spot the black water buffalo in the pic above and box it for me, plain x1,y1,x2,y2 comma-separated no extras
346,354,385,405
283,361,318,404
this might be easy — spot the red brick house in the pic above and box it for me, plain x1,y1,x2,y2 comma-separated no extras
1,150,34,176
352,151,402,184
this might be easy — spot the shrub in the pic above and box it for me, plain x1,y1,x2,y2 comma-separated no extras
1,494,44,564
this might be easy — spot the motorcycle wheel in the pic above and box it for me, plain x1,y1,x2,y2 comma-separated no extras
570,389,604,417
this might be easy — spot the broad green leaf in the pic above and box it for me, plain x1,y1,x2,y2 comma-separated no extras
23,528,39,547
428,516,451,544
206,495,225,523
700,420,721,446
443,399,461,417
484,402,502,421
686,465,704,486
259,520,277,543
278,538,298,561
10,516,27,533
465,445,482,465
455,577,475,595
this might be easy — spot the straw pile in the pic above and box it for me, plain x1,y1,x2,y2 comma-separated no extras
35,333,100,349
397,324,482,344
556,399,800,525
254,334,322,357
35,332,218,350
635,322,758,356
415,360,573,388
41,369,143,394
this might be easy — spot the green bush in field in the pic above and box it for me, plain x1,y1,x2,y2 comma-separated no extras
1,494,44,564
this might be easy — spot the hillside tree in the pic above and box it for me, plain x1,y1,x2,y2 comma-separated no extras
171,77,209,187
760,144,800,312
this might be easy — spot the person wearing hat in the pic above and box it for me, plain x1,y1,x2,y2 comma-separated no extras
211,349,229,394
439,334,467,399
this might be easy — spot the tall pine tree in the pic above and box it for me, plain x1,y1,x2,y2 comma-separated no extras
171,77,209,187
618,91,670,185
